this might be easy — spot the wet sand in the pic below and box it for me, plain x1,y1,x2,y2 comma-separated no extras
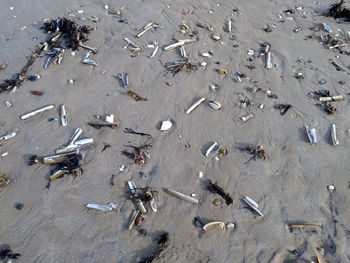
0,0,350,262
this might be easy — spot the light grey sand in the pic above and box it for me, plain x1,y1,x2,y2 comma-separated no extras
1,0,350,262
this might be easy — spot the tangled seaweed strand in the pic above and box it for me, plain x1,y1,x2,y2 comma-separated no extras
0,17,93,94
327,0,350,20
239,145,267,164
139,232,170,263
121,143,152,165
164,58,198,76
206,179,233,205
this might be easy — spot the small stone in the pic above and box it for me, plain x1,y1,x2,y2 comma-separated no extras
327,185,335,191
226,222,235,229
15,202,24,210
212,198,222,206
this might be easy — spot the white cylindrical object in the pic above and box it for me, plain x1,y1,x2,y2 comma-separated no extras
60,104,68,126
20,104,55,120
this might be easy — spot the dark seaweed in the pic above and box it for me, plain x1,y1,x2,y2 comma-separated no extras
0,244,21,260
124,128,153,138
206,180,233,205
274,104,292,116
327,0,350,20
139,232,170,263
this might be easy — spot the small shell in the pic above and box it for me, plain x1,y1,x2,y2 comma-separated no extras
208,100,222,110
160,120,173,131
212,198,222,206
217,68,228,75
212,34,221,41
0,63,7,70
226,222,235,229
200,52,211,57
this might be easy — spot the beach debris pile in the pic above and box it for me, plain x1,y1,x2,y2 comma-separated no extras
26,128,93,187
1,1,350,262
127,181,158,234
0,17,94,93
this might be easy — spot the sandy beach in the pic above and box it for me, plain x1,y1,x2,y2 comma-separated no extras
0,0,350,262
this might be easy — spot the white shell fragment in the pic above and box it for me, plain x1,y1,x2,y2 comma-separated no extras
105,114,115,124
205,142,221,157
160,120,173,131
208,100,222,110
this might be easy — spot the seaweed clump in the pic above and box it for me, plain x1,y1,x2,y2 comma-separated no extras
327,0,350,20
